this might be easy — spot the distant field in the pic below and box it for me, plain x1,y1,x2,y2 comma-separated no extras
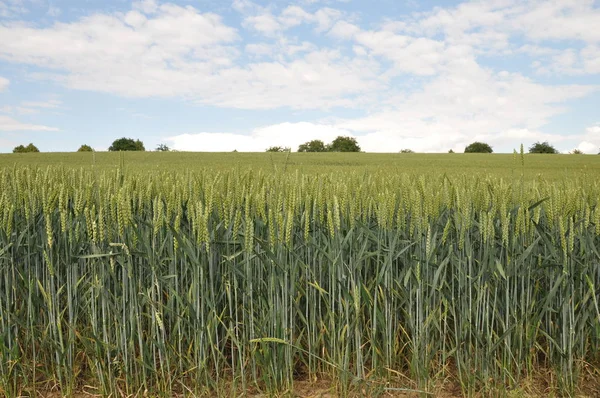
1,151,600,180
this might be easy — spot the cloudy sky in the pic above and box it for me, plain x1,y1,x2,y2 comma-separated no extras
1,0,599,153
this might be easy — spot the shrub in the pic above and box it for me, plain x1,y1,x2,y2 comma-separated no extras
108,138,145,151
529,141,558,154
78,144,93,152
328,136,361,152
266,146,291,152
13,143,40,153
464,142,493,153
298,140,327,152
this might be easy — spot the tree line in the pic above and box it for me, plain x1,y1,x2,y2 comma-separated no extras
12,138,169,153
268,138,589,154
266,136,361,153
463,141,563,154
10,137,598,154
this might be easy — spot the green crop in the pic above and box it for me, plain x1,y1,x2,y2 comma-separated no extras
0,164,598,396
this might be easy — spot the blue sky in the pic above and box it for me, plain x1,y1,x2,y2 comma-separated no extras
1,0,599,153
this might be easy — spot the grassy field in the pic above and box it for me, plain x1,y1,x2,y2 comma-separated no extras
2,151,600,180
0,152,599,397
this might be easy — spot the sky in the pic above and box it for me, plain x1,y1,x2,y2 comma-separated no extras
0,0,599,153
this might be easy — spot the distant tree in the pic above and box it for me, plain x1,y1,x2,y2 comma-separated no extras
155,144,170,151
298,140,327,152
108,137,145,151
78,144,93,152
448,149,455,153
400,149,414,153
266,146,290,152
328,136,361,152
570,148,583,154
464,142,493,153
529,141,558,154
13,143,40,153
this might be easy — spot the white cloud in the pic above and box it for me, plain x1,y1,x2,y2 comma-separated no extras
581,46,600,74
166,122,600,154
329,21,480,77
164,53,599,154
133,0,158,14
0,76,8,91
0,4,240,96
47,5,60,17
245,42,273,57
1,0,599,153
232,0,255,14
21,99,62,109
576,141,597,153
586,125,600,135
575,125,600,154
512,0,600,44
167,122,353,152
332,59,596,152
245,39,317,62
0,99,62,115
328,20,360,39
355,30,448,75
0,0,28,18
533,46,600,75
0,106,37,115
300,0,350,4
279,6,313,29
517,44,559,57
390,0,600,64
313,8,344,31
0,115,58,131
193,49,383,109
0,2,380,109
236,1,343,35
243,12,282,35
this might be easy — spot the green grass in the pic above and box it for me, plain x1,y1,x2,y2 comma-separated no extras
2,151,600,180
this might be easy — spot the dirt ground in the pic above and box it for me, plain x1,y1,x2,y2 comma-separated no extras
26,368,600,398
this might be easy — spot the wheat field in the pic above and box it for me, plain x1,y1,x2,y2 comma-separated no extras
0,152,598,397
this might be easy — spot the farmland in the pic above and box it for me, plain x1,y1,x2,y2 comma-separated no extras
3,151,600,180
0,152,599,397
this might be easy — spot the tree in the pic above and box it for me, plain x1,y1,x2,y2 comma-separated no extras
266,146,290,152
328,136,361,152
464,142,493,153
448,149,455,153
400,149,414,153
529,141,558,154
570,148,583,154
108,137,145,151
13,143,40,153
298,140,327,152
78,144,93,152
156,144,170,151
